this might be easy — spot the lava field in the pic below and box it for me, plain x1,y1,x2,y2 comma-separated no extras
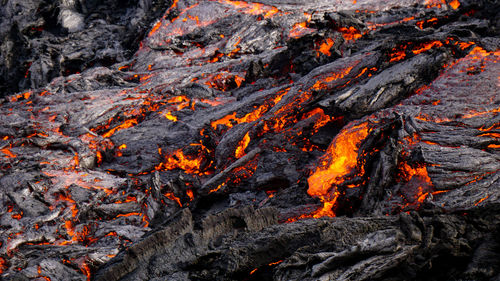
0,0,499,280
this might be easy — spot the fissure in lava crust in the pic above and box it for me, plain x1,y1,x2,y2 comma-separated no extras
0,0,499,280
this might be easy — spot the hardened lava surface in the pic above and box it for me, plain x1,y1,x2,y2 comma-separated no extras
0,0,499,280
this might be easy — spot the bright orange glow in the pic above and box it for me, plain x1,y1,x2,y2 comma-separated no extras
449,0,460,9
115,196,137,204
302,108,332,133
80,261,91,281
289,22,315,38
11,213,22,220
268,260,283,266
118,144,127,150
338,27,362,41
211,90,287,130
458,41,474,50
479,133,500,138
96,151,103,164
159,149,203,174
235,132,250,158
412,41,443,54
234,75,245,87
219,0,279,18
164,192,182,207
416,17,438,29
1,148,16,158
186,189,194,201
209,182,225,193
116,212,142,218
149,21,162,37
312,66,354,90
102,119,138,138
463,107,500,119
165,111,178,121
73,153,79,167
389,49,406,62
474,195,489,206
55,193,79,218
307,122,370,217
318,38,334,56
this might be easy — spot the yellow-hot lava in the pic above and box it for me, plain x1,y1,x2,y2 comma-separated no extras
235,132,251,158
307,121,370,217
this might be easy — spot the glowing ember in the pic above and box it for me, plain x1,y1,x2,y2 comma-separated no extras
289,19,315,39
449,0,460,9
307,122,370,217
211,89,287,130
474,195,489,206
186,189,194,201
1,148,16,158
399,163,432,184
312,66,354,90
416,17,438,29
149,21,162,37
219,0,279,18
0,258,6,274
318,38,334,56
412,41,443,55
156,149,204,174
302,108,332,133
102,119,138,138
164,192,182,207
235,132,251,158
338,27,362,41
209,182,225,193
165,111,178,121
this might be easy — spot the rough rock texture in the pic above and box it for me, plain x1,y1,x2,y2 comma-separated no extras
0,0,173,96
0,0,499,280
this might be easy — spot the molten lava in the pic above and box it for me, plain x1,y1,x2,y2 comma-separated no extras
235,132,251,158
307,122,370,217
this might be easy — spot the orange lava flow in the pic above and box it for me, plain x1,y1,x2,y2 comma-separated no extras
235,132,251,158
474,195,489,206
289,21,314,39
449,0,460,9
219,0,279,18
400,163,432,184
209,182,225,193
307,122,370,217
102,119,138,138
389,48,407,62
211,90,287,130
158,149,203,174
148,21,162,37
164,111,178,121
412,41,443,55
312,66,354,90
338,27,362,41
416,17,438,29
1,148,16,158
318,38,334,56
164,192,182,207
303,108,332,133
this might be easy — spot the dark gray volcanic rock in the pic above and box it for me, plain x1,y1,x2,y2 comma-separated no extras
0,0,499,280
0,0,173,96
